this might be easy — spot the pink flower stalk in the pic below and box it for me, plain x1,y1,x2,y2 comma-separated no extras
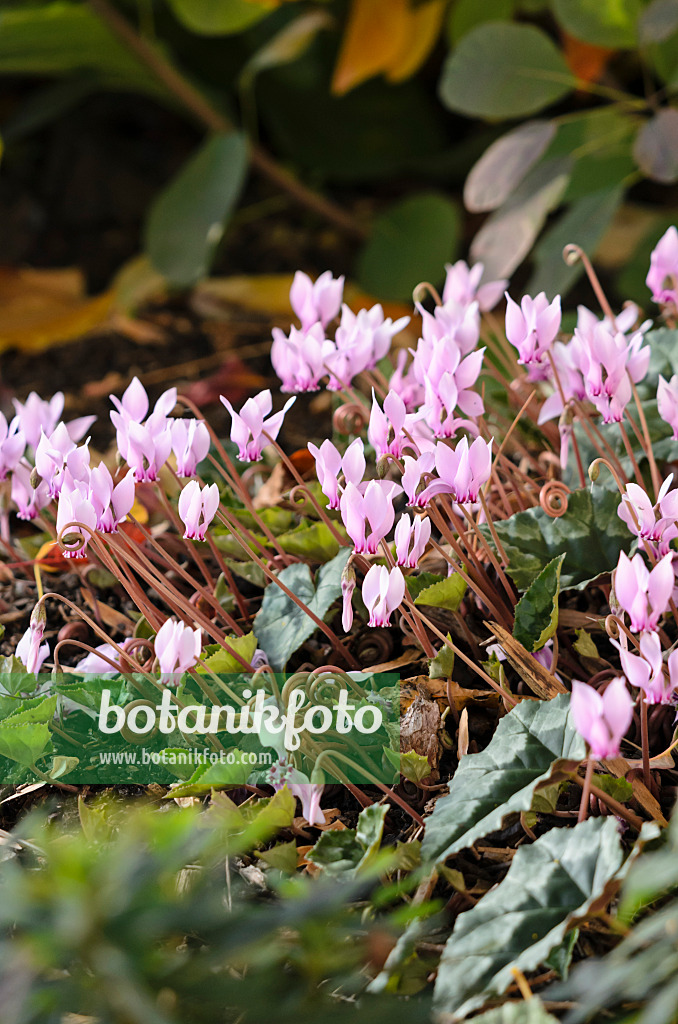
178,480,220,541
505,291,562,381
442,260,507,311
646,225,678,310
575,322,649,424
362,564,406,628
170,418,210,477
618,476,678,557
13,391,95,450
11,463,50,521
271,323,335,393
395,513,431,568
614,551,674,633
657,374,678,439
418,436,493,505
368,390,420,459
56,476,97,558
290,270,344,331
571,676,633,759
402,450,435,507
89,464,136,533
307,437,365,510
339,479,397,555
220,389,296,463
267,759,325,826
0,413,25,479
154,617,202,683
617,631,678,705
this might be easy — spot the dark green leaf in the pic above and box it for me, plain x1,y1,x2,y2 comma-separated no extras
253,548,351,670
165,0,269,35
553,0,641,47
307,829,364,876
356,193,460,302
490,488,633,591
470,157,571,279
465,120,557,213
405,572,444,601
633,109,678,183
276,521,342,561
513,554,565,652
421,694,585,862
429,638,455,680
439,23,575,119
414,572,466,611
145,132,248,287
0,721,51,767
433,817,624,1017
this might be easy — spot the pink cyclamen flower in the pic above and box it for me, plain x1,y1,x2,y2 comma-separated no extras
618,476,678,557
307,437,365,510
614,550,674,633
362,564,405,628
571,676,633,759
110,377,177,425
402,450,435,507
442,260,507,312
658,374,678,440
16,610,50,675
170,418,210,477
271,323,335,393
13,391,95,451
89,464,135,534
76,638,136,677
56,476,98,558
394,513,431,568
267,759,325,826
178,480,220,541
341,568,356,633
505,291,561,380
368,389,417,459
0,413,25,479
419,436,493,505
11,463,51,521
340,479,397,555
154,618,202,683
290,270,344,331
617,631,678,705
326,304,409,390
220,389,296,463
646,225,678,310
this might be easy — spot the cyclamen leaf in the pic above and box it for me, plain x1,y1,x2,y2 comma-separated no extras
253,548,351,670
633,108,678,183
465,1000,560,1024
199,633,258,675
414,573,466,611
489,488,633,591
553,0,641,48
513,553,565,652
433,817,624,1018
0,721,52,767
439,23,575,119
165,0,269,35
421,694,584,862
639,0,678,44
465,120,557,213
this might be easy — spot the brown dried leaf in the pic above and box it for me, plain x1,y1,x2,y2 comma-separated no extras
489,622,567,699
0,267,113,352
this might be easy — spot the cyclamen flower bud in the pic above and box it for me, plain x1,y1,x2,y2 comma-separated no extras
178,480,220,541
16,617,49,675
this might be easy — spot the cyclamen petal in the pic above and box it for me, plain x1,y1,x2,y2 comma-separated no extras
571,677,633,759
362,565,405,627
178,480,220,541
221,390,296,462
155,618,202,683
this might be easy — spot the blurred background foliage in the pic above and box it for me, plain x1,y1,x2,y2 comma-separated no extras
0,0,677,317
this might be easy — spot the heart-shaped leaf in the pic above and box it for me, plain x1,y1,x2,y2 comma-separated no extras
513,553,565,652
465,120,557,213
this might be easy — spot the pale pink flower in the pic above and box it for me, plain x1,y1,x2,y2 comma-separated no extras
56,476,97,558
368,390,420,459
394,513,431,568
618,477,678,557
154,618,202,683
271,323,335,392
505,292,561,380
170,418,210,477
614,551,674,633
341,565,356,632
362,564,406,628
617,631,677,705
339,479,396,555
267,759,325,826
13,391,94,450
178,480,220,541
646,225,678,310
0,413,25,479
220,389,295,463
571,676,633,759
89,464,135,534
419,436,493,505
658,374,678,439
110,377,177,425
575,321,649,424
76,638,136,677
389,349,424,411
307,437,365,510
11,463,50,521
442,260,507,311
290,270,344,331
402,450,435,507
326,305,409,390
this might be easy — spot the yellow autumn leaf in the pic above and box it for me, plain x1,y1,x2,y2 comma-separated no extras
0,267,113,353
331,0,444,96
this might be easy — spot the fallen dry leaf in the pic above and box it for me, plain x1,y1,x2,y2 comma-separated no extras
489,622,567,700
0,267,113,352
